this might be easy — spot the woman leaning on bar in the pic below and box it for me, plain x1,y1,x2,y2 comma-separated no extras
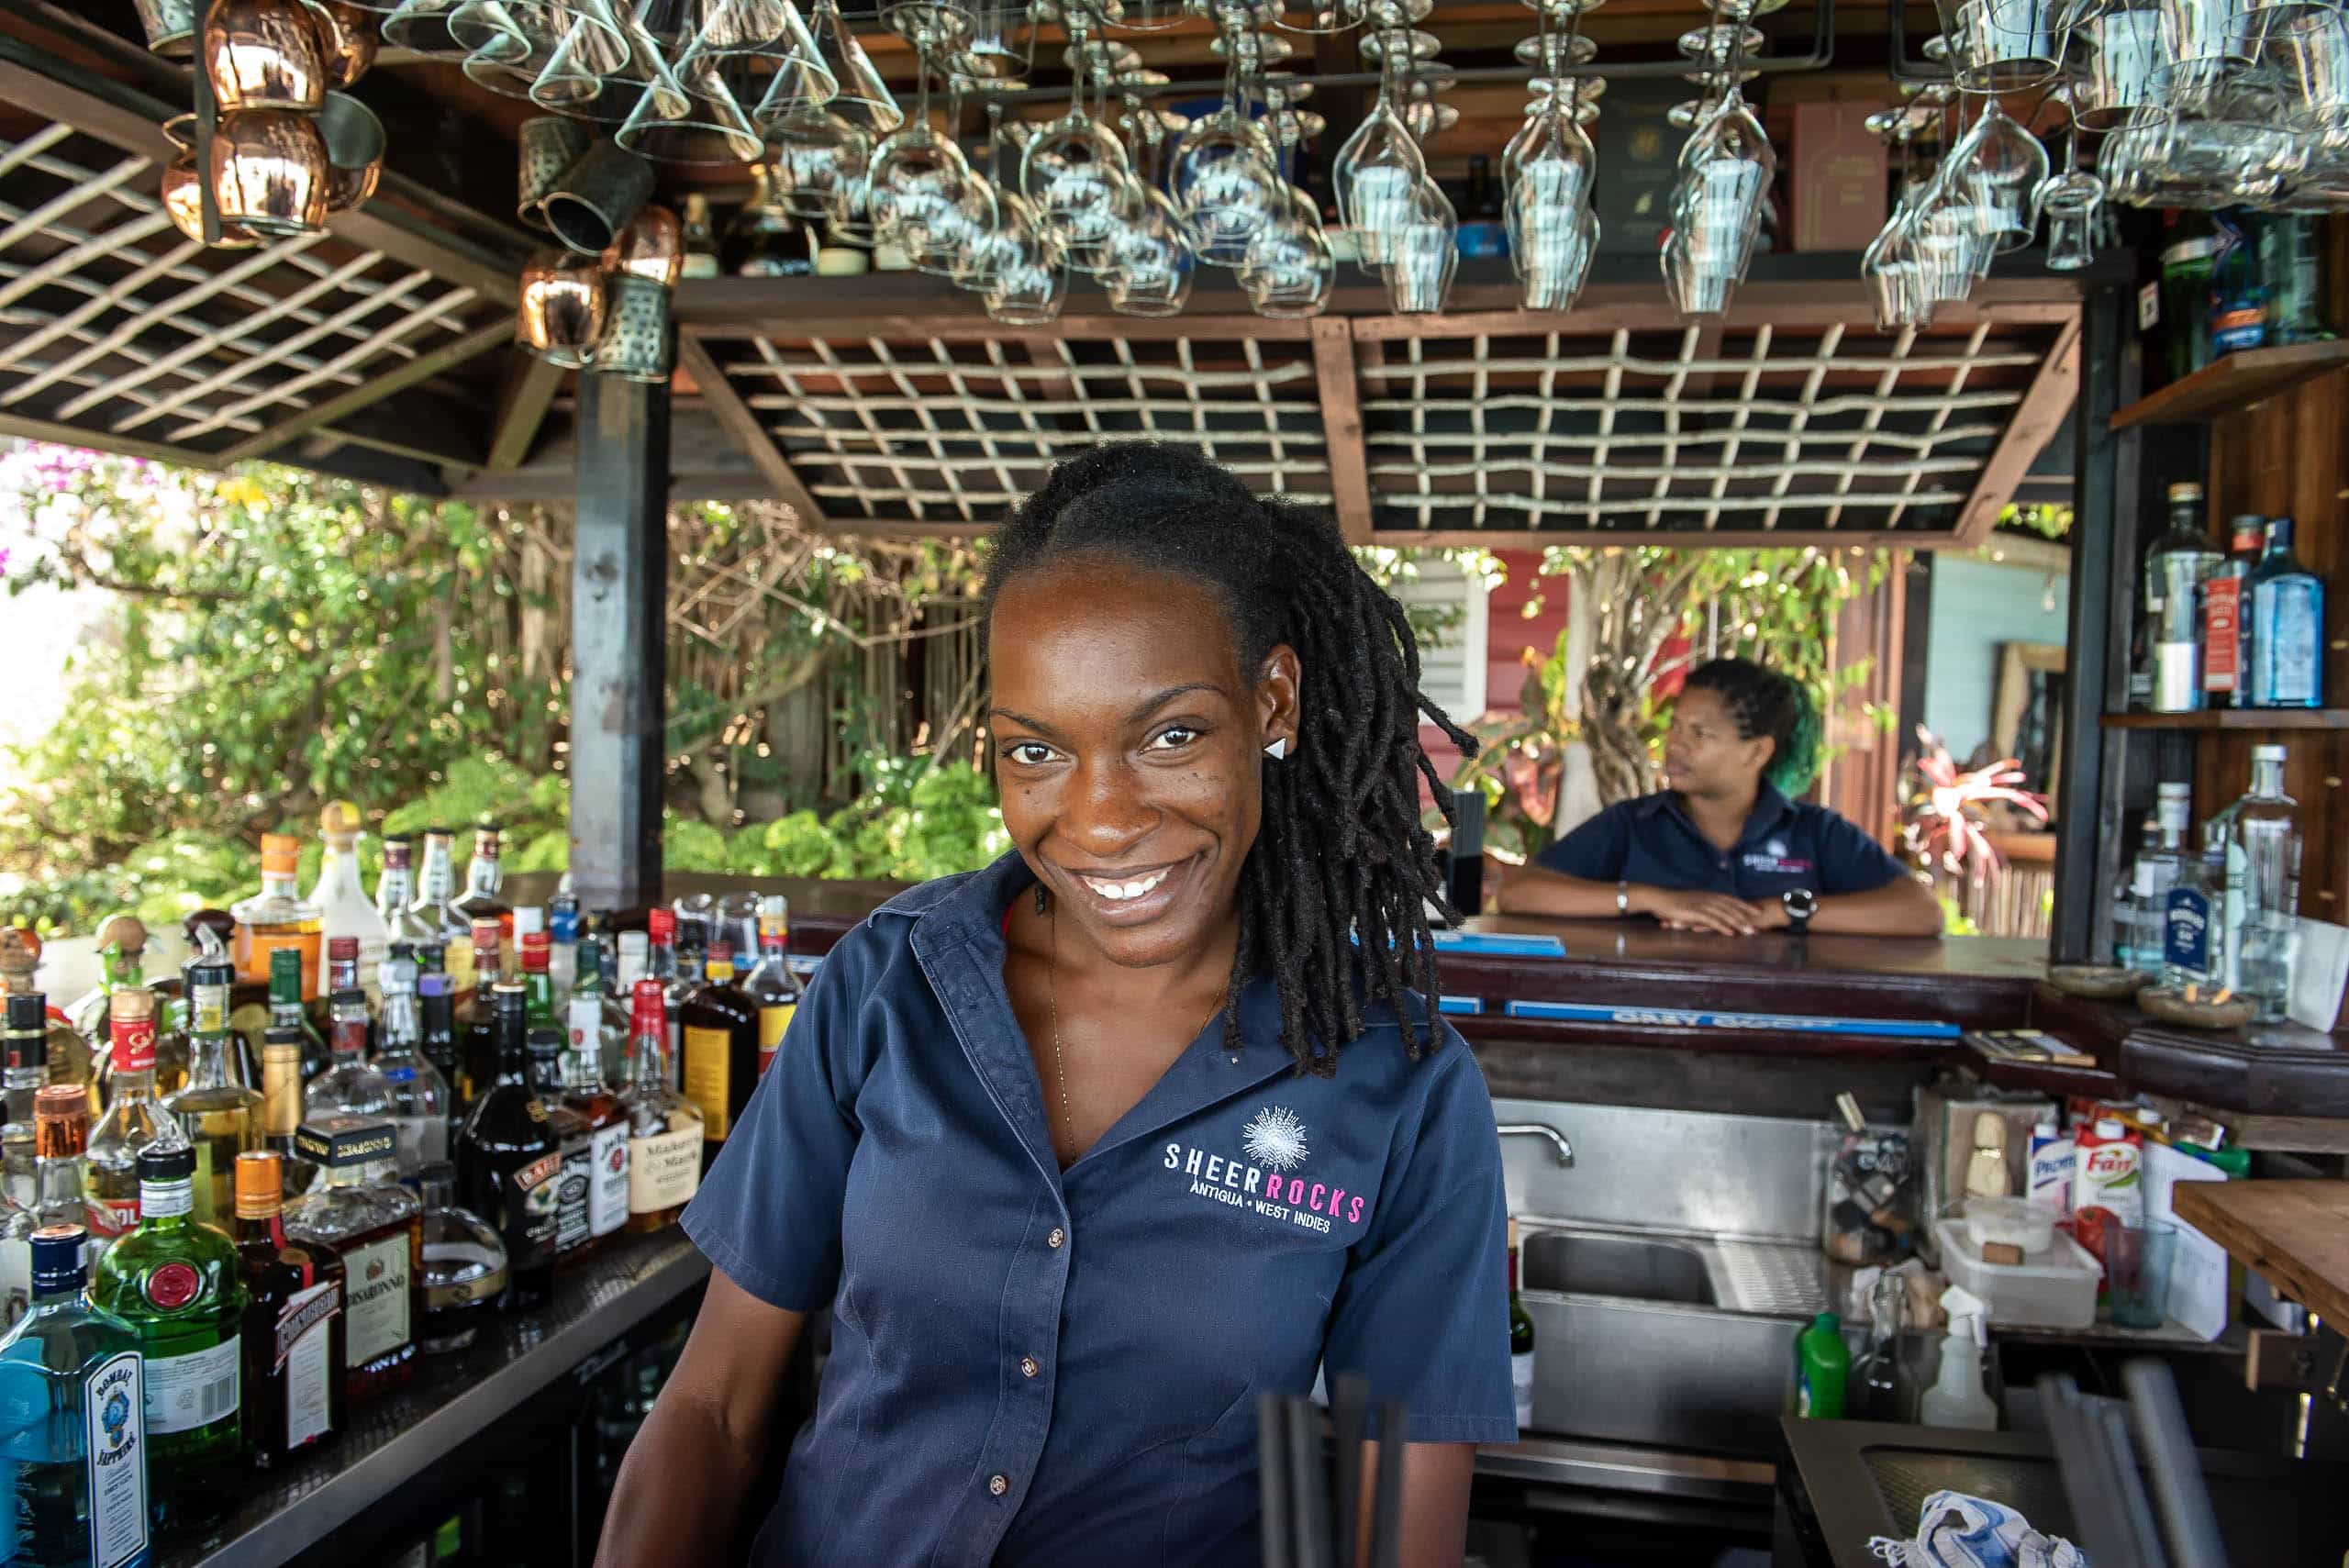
595,443,1518,1568
1497,657,1945,938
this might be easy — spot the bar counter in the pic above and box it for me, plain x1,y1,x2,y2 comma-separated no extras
159,1229,709,1568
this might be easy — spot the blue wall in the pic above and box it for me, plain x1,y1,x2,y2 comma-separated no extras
1922,556,2070,761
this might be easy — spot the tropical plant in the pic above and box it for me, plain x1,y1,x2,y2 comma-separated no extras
1899,726,2050,883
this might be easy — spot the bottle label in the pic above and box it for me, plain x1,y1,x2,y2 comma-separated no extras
277,1279,340,1451
83,1349,150,1568
110,1016,156,1076
589,1121,630,1238
144,1260,201,1310
344,1233,414,1369
2164,886,2212,976
2200,577,2242,695
555,1136,592,1254
758,1004,795,1077
422,1240,507,1311
628,1120,702,1215
2256,582,2322,705
262,1047,305,1139
236,928,317,994
505,1151,562,1269
141,1176,194,1221
85,1193,139,1241
146,1335,239,1434
1511,1350,1533,1429
682,1025,733,1140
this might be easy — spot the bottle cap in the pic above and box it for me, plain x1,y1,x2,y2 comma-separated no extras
2253,742,2287,762
493,982,527,1023
320,801,362,843
417,942,446,973
110,987,157,1073
618,931,649,959
630,976,667,1033
235,1151,285,1218
473,825,502,853
137,1142,197,1183
29,1226,87,1291
2094,1117,2128,1138
5,991,44,1033
294,1117,397,1169
330,987,369,1013
261,833,301,873
382,955,418,995
472,918,504,951
648,908,675,941
187,956,234,990
2156,781,2192,799
33,1084,87,1156
416,1160,458,1210
527,1024,564,1057
759,894,788,919
2167,482,2204,503
5,998,46,1073
328,936,359,962
269,946,305,995
514,906,546,938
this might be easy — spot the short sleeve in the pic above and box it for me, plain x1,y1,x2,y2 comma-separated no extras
1811,809,1906,895
1533,803,1632,881
679,924,876,1313
1321,1036,1518,1445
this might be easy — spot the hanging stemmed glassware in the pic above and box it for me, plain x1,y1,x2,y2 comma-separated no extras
1508,0,1600,310
767,103,872,223
1332,25,1429,268
1021,2,1138,258
1171,1,1286,265
609,0,838,162
866,26,974,261
1664,13,1774,317
1101,94,1197,316
1945,95,2048,261
1860,107,1931,328
2035,108,2104,271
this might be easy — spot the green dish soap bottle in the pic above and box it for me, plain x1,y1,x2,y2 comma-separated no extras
1795,1311,1850,1418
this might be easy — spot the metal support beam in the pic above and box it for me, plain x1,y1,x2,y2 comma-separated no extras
570,372,671,916
2050,284,2133,961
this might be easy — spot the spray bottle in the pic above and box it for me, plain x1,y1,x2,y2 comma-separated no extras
1919,1284,1998,1430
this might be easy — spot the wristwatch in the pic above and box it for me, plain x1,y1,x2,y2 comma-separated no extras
1781,887,1818,934
1617,880,1631,917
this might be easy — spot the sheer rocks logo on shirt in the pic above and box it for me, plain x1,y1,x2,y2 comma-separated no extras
1741,837,1812,878
1163,1106,1371,1237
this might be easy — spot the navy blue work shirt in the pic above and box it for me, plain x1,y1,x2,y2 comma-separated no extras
1533,783,1906,901
681,851,1517,1568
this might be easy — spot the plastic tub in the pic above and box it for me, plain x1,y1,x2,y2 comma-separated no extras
1933,1217,2100,1330
1963,1196,2057,1256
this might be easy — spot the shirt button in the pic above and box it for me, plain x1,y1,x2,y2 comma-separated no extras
1020,1356,1040,1378
1047,1227,1065,1249
988,1474,1009,1497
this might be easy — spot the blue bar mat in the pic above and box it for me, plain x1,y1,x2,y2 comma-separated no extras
1501,999,1961,1040
1437,995,1486,1017
1430,930,1568,958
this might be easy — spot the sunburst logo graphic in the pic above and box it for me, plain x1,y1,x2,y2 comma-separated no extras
1241,1106,1309,1173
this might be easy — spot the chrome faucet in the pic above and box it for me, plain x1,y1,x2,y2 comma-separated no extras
1497,1122,1574,1167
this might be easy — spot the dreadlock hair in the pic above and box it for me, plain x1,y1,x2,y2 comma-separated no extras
1682,657,1822,799
981,441,1477,1075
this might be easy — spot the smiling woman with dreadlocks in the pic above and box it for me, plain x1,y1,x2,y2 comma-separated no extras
596,442,1519,1568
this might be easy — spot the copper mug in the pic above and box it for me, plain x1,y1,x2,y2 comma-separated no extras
318,91,385,210
161,114,262,248
308,0,381,87
518,248,607,369
207,107,332,237
134,0,198,55
601,205,684,288
204,0,329,110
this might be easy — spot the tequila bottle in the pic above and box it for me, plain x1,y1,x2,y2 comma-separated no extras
306,803,389,994
230,833,321,995
375,835,440,949
740,896,802,1078
5,992,49,1207
0,1224,150,1568
411,828,462,940
456,986,559,1311
373,955,451,1176
285,1119,418,1402
620,982,702,1233
89,1145,245,1537
232,1151,344,1470
444,827,513,941
161,1015,260,1230
86,993,184,1265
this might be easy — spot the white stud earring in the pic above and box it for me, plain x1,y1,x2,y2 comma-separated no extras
1264,738,1289,761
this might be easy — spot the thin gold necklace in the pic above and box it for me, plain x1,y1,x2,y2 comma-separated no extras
1046,900,1230,1157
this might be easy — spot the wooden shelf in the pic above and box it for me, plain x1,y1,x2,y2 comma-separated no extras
2101,708,2349,731
2110,342,2349,429
2172,1181,2349,1329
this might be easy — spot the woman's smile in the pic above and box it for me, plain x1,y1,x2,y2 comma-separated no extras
1053,852,1205,927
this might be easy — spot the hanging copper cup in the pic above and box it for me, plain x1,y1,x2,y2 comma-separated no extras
207,107,332,237
589,272,674,383
204,0,330,110
307,0,381,86
518,116,594,229
518,248,607,369
601,204,684,287
161,115,262,248
542,139,655,255
318,91,385,210
134,0,199,55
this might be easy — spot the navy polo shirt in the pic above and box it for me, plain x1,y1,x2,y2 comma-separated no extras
681,851,1517,1568
1533,784,1906,901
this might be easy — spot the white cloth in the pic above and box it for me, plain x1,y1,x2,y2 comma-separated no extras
1866,1490,2089,1568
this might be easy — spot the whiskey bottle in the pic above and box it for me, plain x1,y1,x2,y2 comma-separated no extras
285,1118,419,1401
740,895,802,1078
679,943,760,1157
90,1143,246,1538
230,833,322,995
620,981,702,1233
233,1150,345,1469
0,1225,150,1568
565,995,630,1250
456,986,560,1311
86,991,184,1265
529,1027,593,1261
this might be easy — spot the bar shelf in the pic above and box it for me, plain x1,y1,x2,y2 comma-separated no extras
2109,342,2349,429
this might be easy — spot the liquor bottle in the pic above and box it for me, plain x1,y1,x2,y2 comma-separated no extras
375,835,440,949
740,895,802,1078
679,944,760,1156
284,1118,419,1400
725,164,817,276
459,919,507,1110
4,993,48,1208
306,803,390,993
145,951,233,1110
2199,517,2264,708
90,1143,245,1537
445,827,514,940
412,828,462,940
549,876,583,1003
257,1027,318,1201
1506,1218,1534,1430
456,985,560,1312
0,1224,151,1568
0,938,98,1116
621,982,702,1233
2246,516,2326,709
601,932,649,1087
417,973,463,1142
679,194,722,278
518,926,556,1033
648,909,688,1094
2162,837,2229,993
565,995,629,1249
31,1085,90,1236
2222,745,2302,1018
373,955,452,1176
231,833,322,994
68,916,160,1091
0,1144,30,1328
86,992,184,1265
310,984,395,1125
529,1028,594,1261
2127,784,2193,977
571,941,619,1087
415,1162,507,1354
231,1150,345,1470
2144,482,2220,714
264,948,328,1086
161,1007,261,1229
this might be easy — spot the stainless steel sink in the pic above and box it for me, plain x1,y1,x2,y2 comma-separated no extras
1521,1229,1717,1307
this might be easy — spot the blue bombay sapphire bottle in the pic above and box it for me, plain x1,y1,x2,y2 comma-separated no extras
0,1224,150,1567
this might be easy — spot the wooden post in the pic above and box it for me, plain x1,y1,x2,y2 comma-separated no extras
570,372,671,915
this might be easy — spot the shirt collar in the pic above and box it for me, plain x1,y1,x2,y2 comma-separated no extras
1640,783,1798,850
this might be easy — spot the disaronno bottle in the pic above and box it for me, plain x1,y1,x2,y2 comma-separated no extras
284,1118,419,1402
620,981,701,1231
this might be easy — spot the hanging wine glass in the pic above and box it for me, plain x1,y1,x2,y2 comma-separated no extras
985,200,1067,324
1021,7,1135,248
867,53,972,252
1332,26,1429,267
768,104,871,222
1172,14,1286,264
1242,183,1336,317
1386,174,1457,312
